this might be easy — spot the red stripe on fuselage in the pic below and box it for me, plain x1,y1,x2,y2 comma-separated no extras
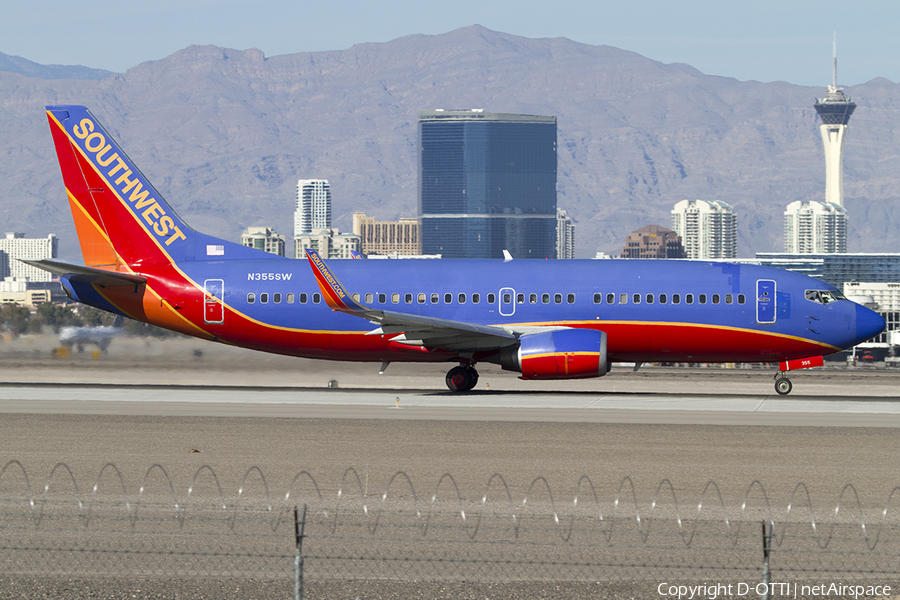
151,305,834,364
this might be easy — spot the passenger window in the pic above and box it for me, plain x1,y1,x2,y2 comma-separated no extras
458,293,466,303
260,293,269,304
607,293,615,304
313,293,321,304
517,293,525,304
646,293,654,304
712,294,720,304
686,294,694,304
300,293,308,304
405,293,413,304
554,293,562,304
567,294,575,304
444,293,452,303
488,293,496,304
431,293,439,304
620,293,627,304
738,294,745,304
530,293,537,304
672,293,680,304
274,293,282,303
392,293,400,304
699,294,707,304
286,293,294,304
418,293,426,304
542,293,550,304
593,293,602,304
352,293,360,302
378,293,386,303
503,293,511,303
365,293,373,303
472,293,480,304
725,294,733,304
633,293,641,304
659,293,667,304
247,293,255,304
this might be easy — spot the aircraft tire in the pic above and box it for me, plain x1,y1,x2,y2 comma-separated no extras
446,366,474,392
463,367,479,391
775,377,792,395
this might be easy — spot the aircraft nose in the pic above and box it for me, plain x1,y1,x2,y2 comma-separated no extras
856,303,886,343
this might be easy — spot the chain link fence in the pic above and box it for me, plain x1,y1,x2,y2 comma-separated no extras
2,461,899,599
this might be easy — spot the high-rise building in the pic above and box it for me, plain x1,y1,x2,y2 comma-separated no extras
352,213,421,256
671,199,737,260
783,200,847,253
814,36,856,209
556,209,576,259
0,232,58,282
240,226,286,256
620,224,686,259
294,179,332,237
294,228,361,260
418,110,557,259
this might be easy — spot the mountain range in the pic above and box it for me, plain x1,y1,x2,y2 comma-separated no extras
1,25,899,260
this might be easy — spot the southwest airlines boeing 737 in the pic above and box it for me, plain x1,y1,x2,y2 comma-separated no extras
26,106,885,395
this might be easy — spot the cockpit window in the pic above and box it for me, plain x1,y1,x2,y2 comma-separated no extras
805,289,842,305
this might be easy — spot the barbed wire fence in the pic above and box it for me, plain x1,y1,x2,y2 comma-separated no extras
2,461,900,599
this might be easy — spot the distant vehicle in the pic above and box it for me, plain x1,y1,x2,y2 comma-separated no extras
58,323,121,352
26,106,886,394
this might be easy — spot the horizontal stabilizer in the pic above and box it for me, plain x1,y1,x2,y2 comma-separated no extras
19,259,146,286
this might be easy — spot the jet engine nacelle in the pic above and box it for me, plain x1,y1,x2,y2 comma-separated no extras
500,328,609,380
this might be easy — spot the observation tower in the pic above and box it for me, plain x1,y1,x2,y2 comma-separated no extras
813,36,856,208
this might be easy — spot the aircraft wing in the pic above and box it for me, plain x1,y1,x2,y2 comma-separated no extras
304,250,517,352
20,259,147,287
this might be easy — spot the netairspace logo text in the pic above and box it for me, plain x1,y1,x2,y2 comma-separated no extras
657,582,892,599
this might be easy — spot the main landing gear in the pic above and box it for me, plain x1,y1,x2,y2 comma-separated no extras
774,373,793,396
446,364,479,392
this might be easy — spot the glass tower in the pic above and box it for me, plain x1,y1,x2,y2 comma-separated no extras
418,110,557,259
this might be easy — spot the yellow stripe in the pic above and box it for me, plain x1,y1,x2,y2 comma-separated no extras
524,351,596,359
503,320,841,352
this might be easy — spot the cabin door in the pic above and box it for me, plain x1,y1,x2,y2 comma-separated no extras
204,279,225,324
756,279,776,324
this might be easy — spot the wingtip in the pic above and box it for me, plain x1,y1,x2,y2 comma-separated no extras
304,248,369,313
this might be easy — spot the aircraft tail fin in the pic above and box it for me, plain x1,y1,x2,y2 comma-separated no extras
45,106,195,272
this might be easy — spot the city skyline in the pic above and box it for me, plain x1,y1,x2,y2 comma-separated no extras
2,26,898,261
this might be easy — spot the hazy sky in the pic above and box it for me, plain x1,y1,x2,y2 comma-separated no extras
2,0,897,87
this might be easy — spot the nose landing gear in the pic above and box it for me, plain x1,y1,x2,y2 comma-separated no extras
773,355,823,396
446,364,479,392
774,374,793,395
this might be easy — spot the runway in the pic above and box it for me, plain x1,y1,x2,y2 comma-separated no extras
3,335,900,494
4,377,900,426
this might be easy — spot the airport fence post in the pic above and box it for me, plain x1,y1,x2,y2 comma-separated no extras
759,520,772,600
294,504,307,600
